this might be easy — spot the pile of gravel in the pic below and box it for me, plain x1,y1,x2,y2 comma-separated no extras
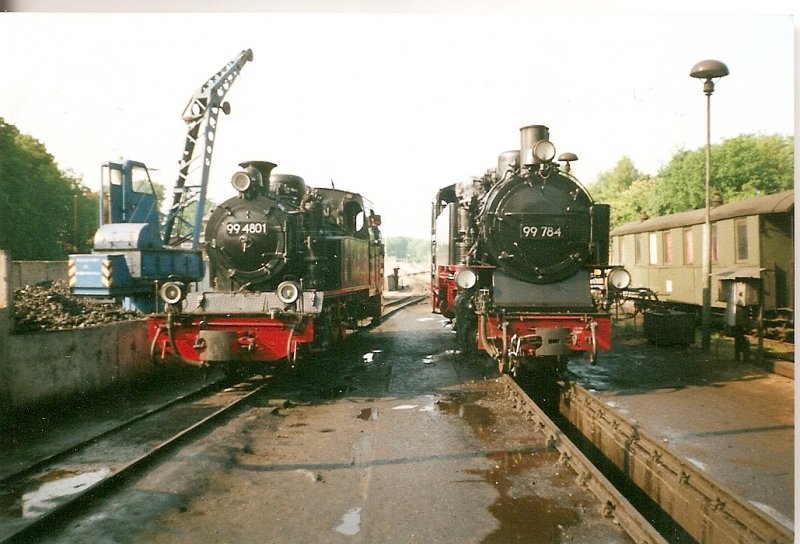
12,281,140,333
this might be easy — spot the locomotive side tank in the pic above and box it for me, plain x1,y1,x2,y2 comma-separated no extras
432,125,626,375
148,160,384,373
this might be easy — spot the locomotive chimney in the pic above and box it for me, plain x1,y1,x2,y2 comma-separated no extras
519,125,550,166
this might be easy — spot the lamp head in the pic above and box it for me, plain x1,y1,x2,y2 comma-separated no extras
690,59,729,80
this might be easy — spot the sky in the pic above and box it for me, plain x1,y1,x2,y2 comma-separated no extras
0,2,796,240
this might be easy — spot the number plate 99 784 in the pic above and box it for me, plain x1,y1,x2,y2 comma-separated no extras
520,224,563,238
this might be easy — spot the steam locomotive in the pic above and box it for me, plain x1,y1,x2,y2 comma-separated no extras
432,125,629,375
149,160,384,373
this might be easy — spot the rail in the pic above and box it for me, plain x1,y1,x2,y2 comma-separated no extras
498,375,669,544
0,378,267,543
559,381,794,544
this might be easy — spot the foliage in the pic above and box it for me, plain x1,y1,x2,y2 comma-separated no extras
589,156,641,200
651,133,794,216
586,157,651,227
590,134,794,229
0,118,98,260
385,236,430,263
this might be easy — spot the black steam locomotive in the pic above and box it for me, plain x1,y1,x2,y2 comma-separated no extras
149,160,384,372
432,125,629,375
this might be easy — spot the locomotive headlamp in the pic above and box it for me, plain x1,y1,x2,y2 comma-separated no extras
454,268,478,290
276,280,301,304
532,140,557,163
231,167,262,194
231,171,252,193
160,281,187,305
608,268,632,290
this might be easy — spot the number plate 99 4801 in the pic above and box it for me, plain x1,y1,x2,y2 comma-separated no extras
226,222,269,235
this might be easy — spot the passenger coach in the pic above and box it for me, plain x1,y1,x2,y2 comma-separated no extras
610,190,794,317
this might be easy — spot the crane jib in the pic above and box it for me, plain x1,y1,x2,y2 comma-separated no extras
163,49,254,250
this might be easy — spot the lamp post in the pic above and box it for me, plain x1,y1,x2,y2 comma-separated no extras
690,59,729,352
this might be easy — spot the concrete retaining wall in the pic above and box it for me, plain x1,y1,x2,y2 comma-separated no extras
0,251,156,415
10,260,68,289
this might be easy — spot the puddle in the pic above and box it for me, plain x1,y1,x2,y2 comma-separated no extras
470,452,581,544
436,391,582,542
418,396,436,412
422,355,434,365
294,469,322,483
435,392,494,440
392,404,418,411
0,467,112,519
357,408,378,421
362,350,382,363
334,506,363,536
687,457,708,471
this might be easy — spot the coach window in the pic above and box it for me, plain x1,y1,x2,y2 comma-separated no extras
634,234,645,265
683,228,694,265
648,232,658,265
711,223,719,263
735,218,749,261
663,231,672,265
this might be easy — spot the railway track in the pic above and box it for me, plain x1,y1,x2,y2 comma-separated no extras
558,381,794,544
0,295,424,542
380,293,427,320
4,299,785,543
497,375,668,544
0,378,267,543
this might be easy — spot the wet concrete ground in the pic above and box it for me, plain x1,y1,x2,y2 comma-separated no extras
565,324,794,531
30,302,637,543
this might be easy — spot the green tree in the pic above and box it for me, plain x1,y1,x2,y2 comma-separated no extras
652,133,794,215
0,118,97,259
385,237,411,260
589,156,641,202
607,175,657,227
588,157,653,228
385,236,429,263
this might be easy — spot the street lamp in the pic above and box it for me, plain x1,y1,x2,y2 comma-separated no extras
690,59,729,352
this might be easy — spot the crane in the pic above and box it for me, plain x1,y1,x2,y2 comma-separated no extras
163,48,253,249
69,49,254,312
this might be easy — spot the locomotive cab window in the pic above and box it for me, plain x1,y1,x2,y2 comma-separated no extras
343,200,366,236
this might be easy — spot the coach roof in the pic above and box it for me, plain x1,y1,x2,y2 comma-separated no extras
611,189,794,236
